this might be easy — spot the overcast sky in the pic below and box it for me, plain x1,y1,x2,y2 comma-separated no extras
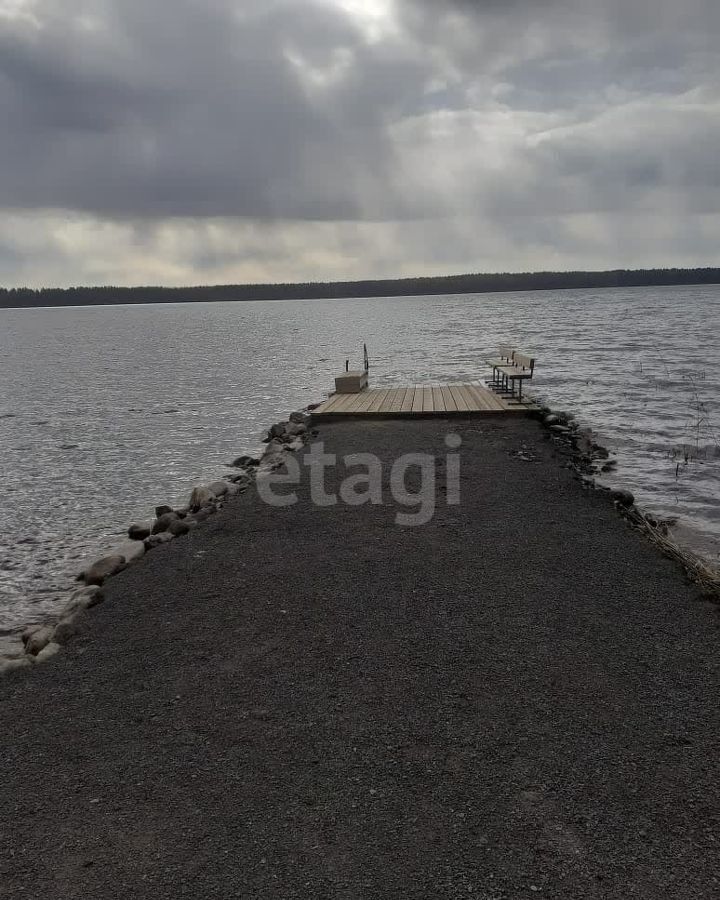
1,0,718,288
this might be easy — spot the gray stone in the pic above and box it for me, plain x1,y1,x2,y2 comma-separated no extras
82,555,126,585
543,414,560,425
207,480,229,497
53,614,86,646
231,455,260,469
289,410,311,426
21,623,42,644
258,452,285,473
128,521,153,541
611,489,635,508
155,505,174,517
115,541,145,564
35,642,61,663
285,422,307,437
550,424,570,434
63,586,103,616
152,512,180,534
226,471,251,485
0,636,26,661
0,657,32,676
25,625,55,656
189,507,214,524
144,531,174,549
262,438,285,457
167,518,190,537
268,422,288,439
286,438,305,452
189,485,216,511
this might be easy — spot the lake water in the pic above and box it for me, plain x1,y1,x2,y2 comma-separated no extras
1,286,719,633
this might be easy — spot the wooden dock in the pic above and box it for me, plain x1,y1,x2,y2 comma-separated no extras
312,382,536,420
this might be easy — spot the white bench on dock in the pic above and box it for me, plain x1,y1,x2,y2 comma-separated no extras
486,345,515,389
493,351,535,402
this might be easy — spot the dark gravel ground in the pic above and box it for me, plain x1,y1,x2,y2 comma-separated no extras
1,418,719,899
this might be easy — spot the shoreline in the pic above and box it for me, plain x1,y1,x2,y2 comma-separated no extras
3,271,720,310
2,397,718,676
2,394,718,677
2,414,719,896
0,406,316,674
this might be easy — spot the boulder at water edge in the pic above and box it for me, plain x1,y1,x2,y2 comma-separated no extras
289,410,311,426
63,586,104,616
144,531,174,549
24,625,55,656
167,518,191,537
128,521,153,541
114,541,146,564
152,512,179,534
189,486,216,511
82,555,126,586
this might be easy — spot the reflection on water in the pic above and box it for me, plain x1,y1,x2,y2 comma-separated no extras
1,284,718,631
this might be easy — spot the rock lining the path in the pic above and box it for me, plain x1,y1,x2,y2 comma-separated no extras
532,400,718,594
1,405,315,676
128,521,153,541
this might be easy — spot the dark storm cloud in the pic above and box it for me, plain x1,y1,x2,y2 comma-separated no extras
0,0,427,219
1,0,719,221
1,0,720,287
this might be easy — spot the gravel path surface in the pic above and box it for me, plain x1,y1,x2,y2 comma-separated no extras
2,418,719,899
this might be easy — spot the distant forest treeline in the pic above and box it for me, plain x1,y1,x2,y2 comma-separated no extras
2,267,719,308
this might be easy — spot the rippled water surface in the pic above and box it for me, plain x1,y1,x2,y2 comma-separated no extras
1,286,719,632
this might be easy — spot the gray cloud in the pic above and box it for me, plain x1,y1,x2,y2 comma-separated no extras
0,0,719,286
0,0,419,219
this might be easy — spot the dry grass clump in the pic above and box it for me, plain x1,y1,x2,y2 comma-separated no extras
622,505,720,598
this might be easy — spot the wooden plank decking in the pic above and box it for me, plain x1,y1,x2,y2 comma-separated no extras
312,382,536,420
